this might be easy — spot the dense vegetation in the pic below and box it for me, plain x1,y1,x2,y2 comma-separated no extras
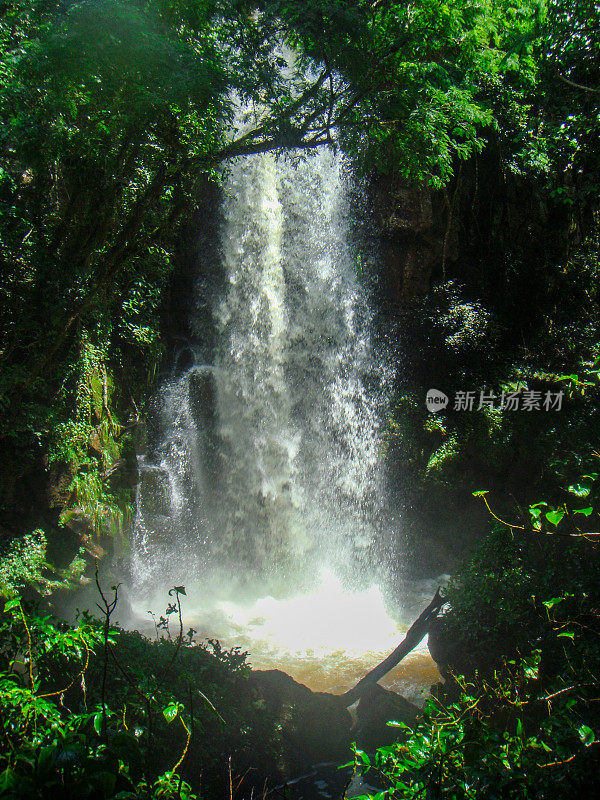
0,582,288,798
1,0,599,798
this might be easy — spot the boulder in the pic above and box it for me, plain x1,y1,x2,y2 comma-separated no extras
356,683,419,750
249,670,352,774
106,455,139,493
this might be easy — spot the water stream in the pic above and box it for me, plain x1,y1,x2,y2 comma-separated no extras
130,130,439,697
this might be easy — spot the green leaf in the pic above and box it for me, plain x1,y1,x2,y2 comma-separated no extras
173,586,186,595
529,506,543,529
545,509,565,526
37,745,57,771
163,702,179,723
524,664,539,680
557,631,574,640
4,599,20,612
568,482,592,498
573,507,593,516
472,490,489,497
0,767,15,793
523,650,541,680
543,596,565,609
578,725,595,746
197,689,225,725
93,712,103,736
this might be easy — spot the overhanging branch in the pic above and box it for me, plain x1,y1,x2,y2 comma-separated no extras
341,589,444,707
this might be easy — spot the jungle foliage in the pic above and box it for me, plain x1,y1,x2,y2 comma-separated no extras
0,0,526,582
383,0,600,556
1,0,600,798
2,0,591,579
0,583,283,799
352,490,600,798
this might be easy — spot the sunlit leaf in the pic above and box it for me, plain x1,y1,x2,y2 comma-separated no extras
568,481,592,498
163,702,179,723
578,725,595,746
545,509,565,526
543,596,565,609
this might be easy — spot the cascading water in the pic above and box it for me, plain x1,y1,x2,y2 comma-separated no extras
134,138,389,587
130,120,440,697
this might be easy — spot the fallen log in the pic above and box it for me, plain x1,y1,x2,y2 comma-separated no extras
341,588,444,707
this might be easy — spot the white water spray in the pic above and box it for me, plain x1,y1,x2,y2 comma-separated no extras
127,131,426,689
134,137,391,586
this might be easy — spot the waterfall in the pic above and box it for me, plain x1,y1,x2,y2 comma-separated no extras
132,134,393,606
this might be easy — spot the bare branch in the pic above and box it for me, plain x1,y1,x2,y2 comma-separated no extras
555,70,600,94
341,589,444,707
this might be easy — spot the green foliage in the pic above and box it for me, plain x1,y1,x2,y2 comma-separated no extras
352,646,599,798
0,0,295,549
0,587,280,799
387,222,600,524
0,530,85,597
0,0,595,587
353,485,600,798
270,0,510,185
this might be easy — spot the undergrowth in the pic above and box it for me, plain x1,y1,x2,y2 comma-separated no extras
0,578,279,799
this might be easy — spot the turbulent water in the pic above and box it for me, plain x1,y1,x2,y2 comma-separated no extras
133,136,391,587
129,125,438,693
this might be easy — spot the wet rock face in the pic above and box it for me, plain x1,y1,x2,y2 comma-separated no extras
107,454,139,494
369,175,454,305
160,177,224,375
46,459,77,510
188,367,217,429
137,466,172,518
62,509,105,559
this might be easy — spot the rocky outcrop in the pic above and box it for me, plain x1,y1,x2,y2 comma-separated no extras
249,669,420,776
46,459,77,510
370,175,456,304
250,669,352,772
356,684,418,750
61,508,105,560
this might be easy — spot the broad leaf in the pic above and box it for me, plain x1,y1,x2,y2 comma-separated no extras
545,509,565,526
